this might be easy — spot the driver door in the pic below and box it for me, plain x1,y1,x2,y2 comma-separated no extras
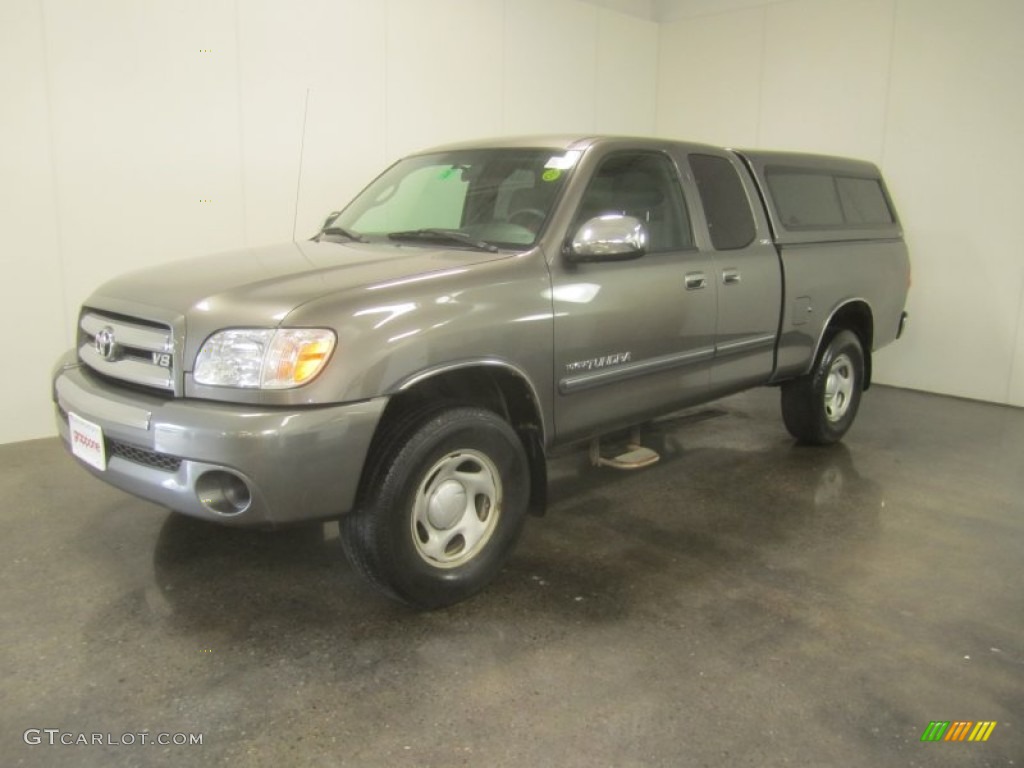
551,149,717,441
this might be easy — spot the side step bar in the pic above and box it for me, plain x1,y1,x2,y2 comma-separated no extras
589,428,660,470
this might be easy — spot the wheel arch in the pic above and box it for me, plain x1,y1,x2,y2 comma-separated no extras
814,299,875,389
372,361,549,516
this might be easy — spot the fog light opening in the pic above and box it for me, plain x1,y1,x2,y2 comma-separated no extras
196,471,252,516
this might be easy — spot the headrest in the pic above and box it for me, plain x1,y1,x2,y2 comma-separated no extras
615,171,665,209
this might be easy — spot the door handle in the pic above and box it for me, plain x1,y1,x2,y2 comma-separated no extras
685,272,707,290
722,269,741,285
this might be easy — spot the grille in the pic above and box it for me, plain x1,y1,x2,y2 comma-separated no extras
108,440,183,473
78,310,175,393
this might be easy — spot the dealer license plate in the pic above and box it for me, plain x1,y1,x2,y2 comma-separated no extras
69,412,107,471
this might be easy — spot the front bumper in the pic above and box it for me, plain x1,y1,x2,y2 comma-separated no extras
52,352,387,526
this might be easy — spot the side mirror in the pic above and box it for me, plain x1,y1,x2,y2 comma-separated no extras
567,214,647,262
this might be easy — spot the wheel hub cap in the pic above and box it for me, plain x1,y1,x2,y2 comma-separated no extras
824,353,855,422
411,449,502,569
427,480,467,530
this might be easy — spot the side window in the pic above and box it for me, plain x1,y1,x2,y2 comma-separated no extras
689,154,756,250
574,152,692,253
766,170,844,228
836,177,894,225
765,168,894,230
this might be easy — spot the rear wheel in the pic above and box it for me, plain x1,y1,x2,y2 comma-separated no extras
341,406,530,609
781,330,865,445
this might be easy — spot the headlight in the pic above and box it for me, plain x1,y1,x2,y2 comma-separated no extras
194,328,336,389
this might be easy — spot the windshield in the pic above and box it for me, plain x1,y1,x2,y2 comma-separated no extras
328,148,578,250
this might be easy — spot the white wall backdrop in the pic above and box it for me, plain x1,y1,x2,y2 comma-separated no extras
0,0,658,444
2,0,1022,445
657,0,1024,407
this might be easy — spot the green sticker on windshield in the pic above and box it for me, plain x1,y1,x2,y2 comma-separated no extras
439,167,456,180
542,169,562,182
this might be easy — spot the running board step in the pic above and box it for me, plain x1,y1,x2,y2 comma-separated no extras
589,431,660,470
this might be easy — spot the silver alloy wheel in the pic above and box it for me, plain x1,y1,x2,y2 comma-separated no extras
411,449,502,569
823,352,855,422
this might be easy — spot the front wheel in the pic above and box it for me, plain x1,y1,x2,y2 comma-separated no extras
781,330,865,445
341,406,530,609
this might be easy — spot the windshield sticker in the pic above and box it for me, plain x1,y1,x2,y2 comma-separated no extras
438,167,456,180
545,150,582,170
542,169,562,182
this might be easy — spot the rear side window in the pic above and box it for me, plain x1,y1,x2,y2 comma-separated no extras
689,154,756,250
766,168,893,230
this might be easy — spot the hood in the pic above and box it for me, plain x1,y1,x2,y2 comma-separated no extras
89,240,510,326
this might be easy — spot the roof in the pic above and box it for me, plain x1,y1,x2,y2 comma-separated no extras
417,135,601,153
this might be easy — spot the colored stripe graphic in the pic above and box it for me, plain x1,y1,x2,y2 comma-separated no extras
945,721,972,741
920,721,997,742
921,722,949,741
969,722,997,742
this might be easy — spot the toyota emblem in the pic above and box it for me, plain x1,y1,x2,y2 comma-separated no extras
94,326,118,361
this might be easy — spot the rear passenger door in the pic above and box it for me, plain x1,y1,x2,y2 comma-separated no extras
685,151,782,394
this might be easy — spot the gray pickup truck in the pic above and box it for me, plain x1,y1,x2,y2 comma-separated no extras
52,135,910,607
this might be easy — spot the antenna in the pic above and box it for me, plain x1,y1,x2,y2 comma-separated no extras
292,88,311,242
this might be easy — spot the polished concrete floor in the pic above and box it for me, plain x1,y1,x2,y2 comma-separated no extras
2,386,1021,767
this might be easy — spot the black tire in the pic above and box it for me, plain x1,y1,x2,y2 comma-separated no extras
781,329,865,445
341,406,530,609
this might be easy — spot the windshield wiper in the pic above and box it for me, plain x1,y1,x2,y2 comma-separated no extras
387,228,499,253
316,226,367,243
